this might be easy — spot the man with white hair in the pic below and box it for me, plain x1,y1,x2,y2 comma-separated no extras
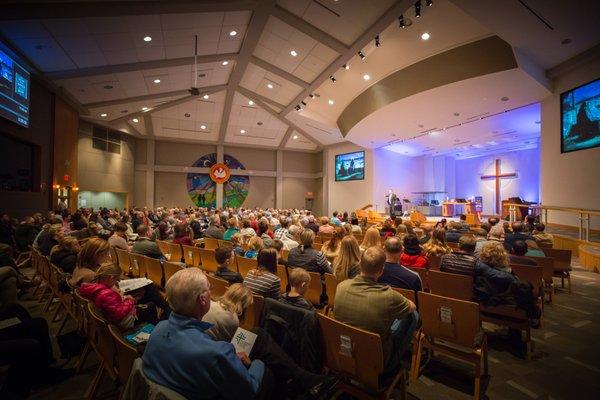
142,268,266,399
203,215,224,239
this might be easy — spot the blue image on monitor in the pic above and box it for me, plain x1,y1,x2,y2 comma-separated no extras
335,150,365,181
561,78,600,153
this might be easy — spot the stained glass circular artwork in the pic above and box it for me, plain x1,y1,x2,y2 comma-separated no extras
186,153,249,208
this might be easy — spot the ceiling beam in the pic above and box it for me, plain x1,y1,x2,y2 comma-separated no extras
278,126,294,149
2,0,258,20
238,85,285,109
271,4,349,55
280,0,411,116
144,115,155,138
83,84,226,109
237,86,323,147
47,53,238,80
250,56,309,88
218,0,275,142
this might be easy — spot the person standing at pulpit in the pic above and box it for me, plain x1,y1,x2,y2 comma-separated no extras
386,189,398,218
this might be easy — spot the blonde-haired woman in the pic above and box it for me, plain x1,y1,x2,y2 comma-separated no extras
360,227,381,252
50,235,80,273
321,226,345,260
333,236,361,281
69,237,110,287
203,283,254,341
422,228,452,258
244,236,263,259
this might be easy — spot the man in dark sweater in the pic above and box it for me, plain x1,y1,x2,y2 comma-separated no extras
445,221,463,243
214,247,243,284
440,235,478,276
508,240,538,266
378,237,422,292
504,221,533,252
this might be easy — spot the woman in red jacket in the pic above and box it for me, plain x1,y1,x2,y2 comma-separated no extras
79,263,157,329
400,234,429,269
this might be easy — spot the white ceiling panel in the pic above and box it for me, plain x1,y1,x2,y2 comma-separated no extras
240,63,304,106
285,130,318,150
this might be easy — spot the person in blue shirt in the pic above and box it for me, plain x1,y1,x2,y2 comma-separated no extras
142,268,266,399
330,211,342,226
378,237,423,293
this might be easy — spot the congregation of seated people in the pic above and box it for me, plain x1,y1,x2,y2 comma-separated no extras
0,206,554,399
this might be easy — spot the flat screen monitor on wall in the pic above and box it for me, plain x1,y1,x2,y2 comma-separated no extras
561,78,600,153
0,46,30,128
335,150,365,181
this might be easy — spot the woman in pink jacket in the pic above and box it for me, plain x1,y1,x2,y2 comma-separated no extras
79,263,156,329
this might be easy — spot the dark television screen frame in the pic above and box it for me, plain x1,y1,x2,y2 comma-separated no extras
560,77,600,154
334,150,365,182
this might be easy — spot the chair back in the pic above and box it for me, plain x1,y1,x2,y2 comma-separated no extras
109,247,119,265
128,253,148,278
392,287,417,306
72,288,90,334
198,248,218,273
428,270,473,301
108,324,138,386
527,256,554,285
281,249,290,261
115,248,132,276
407,267,429,291
511,264,544,298
155,240,171,259
418,291,481,349
324,273,338,309
163,262,186,284
218,239,232,249
236,255,257,277
239,294,264,330
542,248,572,271
448,242,460,251
317,313,384,392
145,257,165,288
203,237,219,250
87,303,117,377
276,265,289,294
167,242,184,263
182,245,201,267
306,270,323,305
428,254,441,270
122,359,187,400
206,275,230,299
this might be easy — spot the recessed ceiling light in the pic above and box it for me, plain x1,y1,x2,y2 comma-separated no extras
222,60,229,66
290,50,298,57
143,36,152,42
363,74,371,80
132,118,139,123
229,30,237,36
421,32,430,40
267,83,274,89
141,107,148,111
200,124,206,130
248,100,254,105
240,129,246,134
293,135,299,140
328,99,334,105
203,94,209,100
153,79,161,84
343,64,350,70
100,113,107,117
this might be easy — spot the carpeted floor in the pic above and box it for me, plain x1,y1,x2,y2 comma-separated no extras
5,259,600,400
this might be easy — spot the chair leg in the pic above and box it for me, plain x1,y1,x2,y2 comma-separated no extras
76,342,91,374
56,313,70,336
567,274,572,294
85,362,105,400
43,293,56,312
51,302,64,322
411,338,424,380
525,328,532,361
483,340,489,376
473,364,481,400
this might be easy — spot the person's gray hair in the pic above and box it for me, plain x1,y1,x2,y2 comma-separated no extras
166,268,209,317
288,224,301,236
211,216,220,226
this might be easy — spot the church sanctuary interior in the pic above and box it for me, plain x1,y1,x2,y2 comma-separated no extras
2,0,600,399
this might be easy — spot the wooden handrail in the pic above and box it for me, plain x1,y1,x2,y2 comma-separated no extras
504,203,600,216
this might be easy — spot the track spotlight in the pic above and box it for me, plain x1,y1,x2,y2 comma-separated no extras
415,0,421,18
295,105,301,111
375,35,380,47
301,101,307,106
426,0,433,6
358,51,365,60
309,94,315,99
329,75,336,83
399,14,406,28
343,64,350,70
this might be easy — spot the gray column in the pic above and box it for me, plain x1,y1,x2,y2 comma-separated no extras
276,150,283,209
145,139,155,208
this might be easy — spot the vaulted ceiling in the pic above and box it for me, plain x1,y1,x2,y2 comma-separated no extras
1,0,598,155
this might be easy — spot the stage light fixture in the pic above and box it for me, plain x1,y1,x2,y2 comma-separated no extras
399,14,406,28
375,35,380,47
329,75,336,83
343,64,350,70
132,118,139,123
358,51,366,60
426,0,433,6
301,101,307,106
309,94,315,99
415,1,421,18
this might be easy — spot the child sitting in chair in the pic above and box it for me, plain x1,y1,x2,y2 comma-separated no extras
280,268,314,311
215,247,243,284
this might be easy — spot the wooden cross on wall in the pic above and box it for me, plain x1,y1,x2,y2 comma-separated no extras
480,159,517,214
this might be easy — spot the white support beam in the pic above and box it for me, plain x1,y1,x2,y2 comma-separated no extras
237,85,286,109
276,150,283,208
109,95,194,123
47,54,238,80
281,0,411,116
144,115,155,137
216,145,224,208
145,139,156,208
237,86,323,147
84,89,192,109
278,126,294,149
271,5,349,55
250,56,310,88
2,1,257,20
218,0,275,142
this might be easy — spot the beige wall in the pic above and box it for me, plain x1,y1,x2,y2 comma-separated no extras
283,151,321,173
154,141,216,166
282,177,318,210
135,139,147,164
244,176,276,208
541,51,600,229
133,170,147,208
154,172,195,207
77,120,135,205
226,146,276,170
